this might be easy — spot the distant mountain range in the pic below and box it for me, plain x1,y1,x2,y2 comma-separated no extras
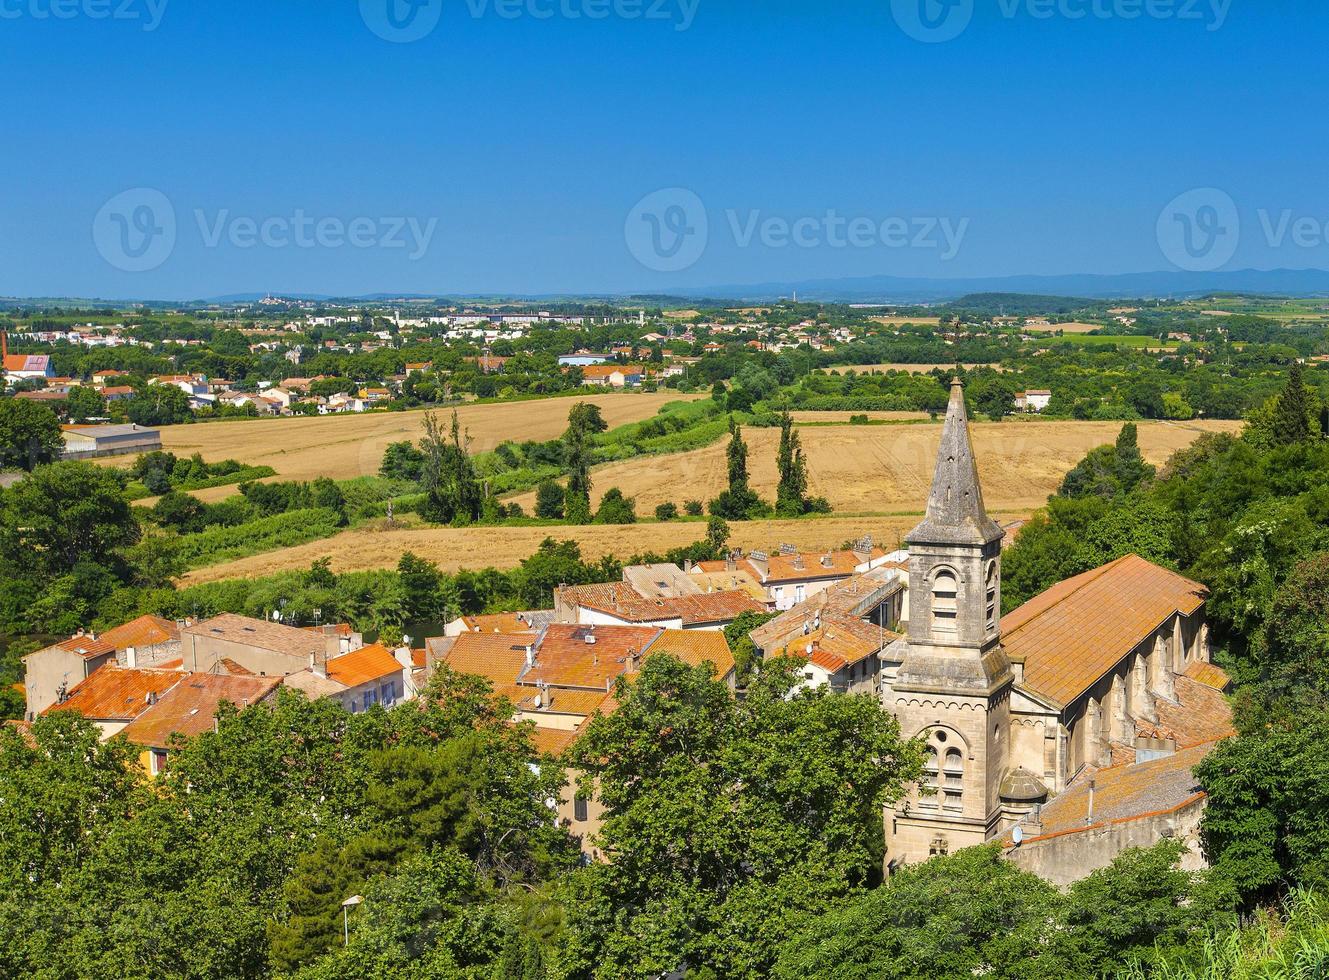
666,268,1329,304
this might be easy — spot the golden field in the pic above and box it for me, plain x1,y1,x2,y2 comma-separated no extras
868,316,943,327
1021,321,1106,333
178,514,1013,586
107,392,700,502
507,418,1243,516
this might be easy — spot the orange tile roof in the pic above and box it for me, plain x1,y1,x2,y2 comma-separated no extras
525,625,663,690
459,612,542,634
1001,555,1208,708
644,630,736,678
45,666,184,722
100,615,179,651
438,633,532,688
696,548,885,586
120,674,281,748
49,634,117,660
562,582,764,626
1138,674,1235,749
1183,660,1231,692
1007,740,1220,844
325,644,402,688
526,725,583,756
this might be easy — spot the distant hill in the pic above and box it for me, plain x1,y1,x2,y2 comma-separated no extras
671,269,1329,303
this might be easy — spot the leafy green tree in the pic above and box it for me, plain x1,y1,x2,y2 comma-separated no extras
723,609,777,686
1059,423,1155,500
419,410,484,525
773,844,1061,980
398,551,446,627
379,440,425,481
654,502,678,521
684,499,703,516
1196,710,1329,905
65,384,107,423
127,382,192,425
534,479,565,520
775,410,811,516
562,656,924,978
562,404,600,526
0,398,63,471
151,489,208,532
709,419,765,519
593,487,636,525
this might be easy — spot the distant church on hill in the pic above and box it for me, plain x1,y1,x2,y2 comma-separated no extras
881,379,1233,884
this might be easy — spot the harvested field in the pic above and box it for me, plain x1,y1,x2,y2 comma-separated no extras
1022,321,1107,333
788,411,930,424
100,392,700,498
179,513,1028,586
508,419,1242,516
868,316,942,327
818,363,1002,375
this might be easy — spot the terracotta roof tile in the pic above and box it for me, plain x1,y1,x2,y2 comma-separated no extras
1183,661,1231,692
525,624,663,690
1001,555,1209,708
1138,675,1235,748
184,613,325,660
437,633,532,689
1008,740,1220,844
100,615,179,651
459,611,546,634
45,666,185,722
325,644,402,688
120,674,281,748
644,630,735,678
562,582,763,626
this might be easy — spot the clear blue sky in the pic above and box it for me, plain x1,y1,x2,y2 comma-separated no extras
1,0,1324,299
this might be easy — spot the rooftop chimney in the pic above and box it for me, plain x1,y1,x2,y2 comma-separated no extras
1086,778,1097,825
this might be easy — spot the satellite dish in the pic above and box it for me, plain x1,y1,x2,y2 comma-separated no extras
1012,825,1024,846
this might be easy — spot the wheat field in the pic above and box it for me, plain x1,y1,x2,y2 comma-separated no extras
507,418,1243,515
111,392,701,502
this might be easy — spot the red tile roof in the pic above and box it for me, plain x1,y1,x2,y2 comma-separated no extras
325,644,402,688
643,629,736,678
525,625,663,690
1001,555,1208,708
120,674,281,748
45,666,185,722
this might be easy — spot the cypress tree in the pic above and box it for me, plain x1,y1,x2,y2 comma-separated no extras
1272,361,1312,446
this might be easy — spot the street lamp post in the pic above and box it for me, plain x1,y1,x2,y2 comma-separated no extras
341,894,363,946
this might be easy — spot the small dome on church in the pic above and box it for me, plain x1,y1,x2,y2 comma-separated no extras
999,767,1049,803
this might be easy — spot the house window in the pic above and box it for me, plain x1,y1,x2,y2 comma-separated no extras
380,680,396,706
573,794,589,822
150,749,168,776
795,584,806,603
932,570,958,634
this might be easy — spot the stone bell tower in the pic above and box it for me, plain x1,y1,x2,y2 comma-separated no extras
885,378,1012,865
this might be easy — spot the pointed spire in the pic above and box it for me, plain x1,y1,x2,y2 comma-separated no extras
907,378,1004,547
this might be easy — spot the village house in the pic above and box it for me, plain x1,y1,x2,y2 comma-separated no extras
692,539,891,610
750,564,908,695
578,364,644,388
3,352,54,383
21,614,183,718
443,610,556,637
179,613,361,678
120,673,283,776
879,379,1232,883
43,664,189,739
555,583,764,631
283,641,414,713
1014,389,1053,413
428,623,735,855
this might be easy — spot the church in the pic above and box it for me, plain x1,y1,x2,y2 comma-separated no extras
880,379,1233,884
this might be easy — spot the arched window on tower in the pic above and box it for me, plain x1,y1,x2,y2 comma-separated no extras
932,570,958,634
985,561,998,633
943,748,964,811
920,745,940,809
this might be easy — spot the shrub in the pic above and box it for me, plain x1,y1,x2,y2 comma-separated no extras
684,500,704,516
595,487,637,525
655,502,679,522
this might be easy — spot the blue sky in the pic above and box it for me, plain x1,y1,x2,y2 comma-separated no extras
0,0,1324,298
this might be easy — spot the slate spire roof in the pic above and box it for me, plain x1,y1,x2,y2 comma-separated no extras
907,378,1005,547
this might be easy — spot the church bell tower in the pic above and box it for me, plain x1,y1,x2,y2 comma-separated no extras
885,378,1012,864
